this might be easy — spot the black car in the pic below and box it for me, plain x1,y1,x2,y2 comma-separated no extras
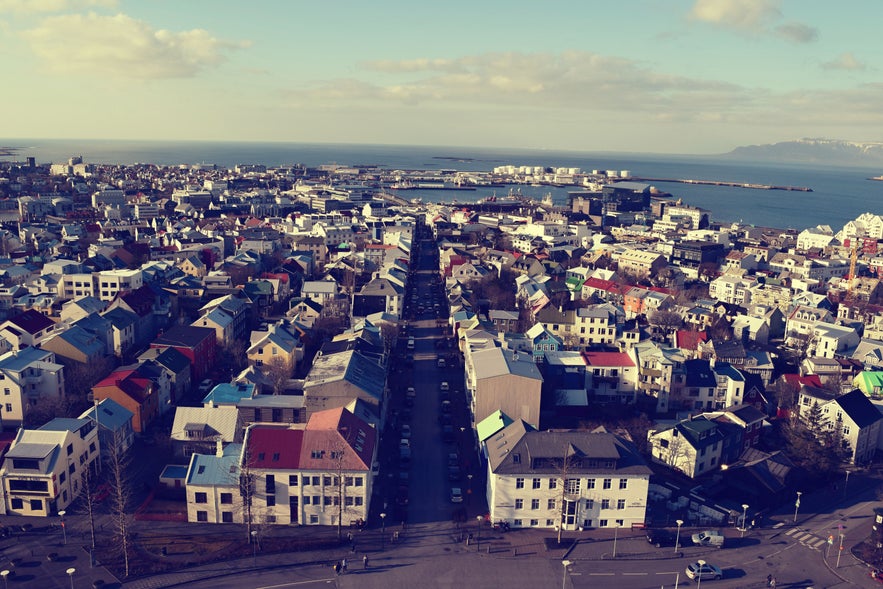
442,425,455,443
646,528,678,548
448,466,462,481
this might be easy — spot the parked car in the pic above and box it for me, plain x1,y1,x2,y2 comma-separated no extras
440,381,449,391
447,452,460,467
691,530,725,548
442,425,455,443
646,529,678,548
450,487,463,503
399,438,410,449
684,562,722,581
437,358,446,368
447,466,462,481
400,424,411,439
197,379,214,394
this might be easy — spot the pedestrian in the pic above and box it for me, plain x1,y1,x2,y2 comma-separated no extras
767,574,772,587
770,576,777,588
342,558,347,573
347,531,353,542
334,562,340,575
363,554,369,569
351,541,356,553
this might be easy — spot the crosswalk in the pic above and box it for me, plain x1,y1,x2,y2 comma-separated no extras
785,526,829,551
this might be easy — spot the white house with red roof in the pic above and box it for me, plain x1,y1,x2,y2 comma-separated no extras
582,351,638,404
185,406,376,526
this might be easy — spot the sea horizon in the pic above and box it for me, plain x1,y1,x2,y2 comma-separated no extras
1,138,882,231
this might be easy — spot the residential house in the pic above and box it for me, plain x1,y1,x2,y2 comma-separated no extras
41,325,108,367
486,420,651,531
488,310,520,334
796,387,882,464
247,321,303,373
78,398,135,460
138,346,192,405
0,347,65,430
0,417,99,516
525,323,563,362
582,351,638,405
171,405,242,460
303,350,386,421
648,416,724,478
0,309,62,350
101,307,137,358
91,368,159,434
467,346,543,430
151,325,217,383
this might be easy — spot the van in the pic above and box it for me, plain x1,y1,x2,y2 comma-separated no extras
407,338,415,350
691,530,725,548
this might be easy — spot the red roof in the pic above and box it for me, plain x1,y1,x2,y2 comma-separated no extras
581,351,635,367
247,427,304,470
782,374,823,388
675,330,708,350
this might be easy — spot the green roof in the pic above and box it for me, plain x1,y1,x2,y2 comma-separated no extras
477,410,513,443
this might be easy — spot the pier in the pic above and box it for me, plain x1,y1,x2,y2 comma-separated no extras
629,176,812,192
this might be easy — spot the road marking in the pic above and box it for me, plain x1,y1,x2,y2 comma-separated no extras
588,573,616,576
785,528,800,536
794,532,811,541
809,538,826,548
623,572,649,576
257,579,336,588
772,522,785,529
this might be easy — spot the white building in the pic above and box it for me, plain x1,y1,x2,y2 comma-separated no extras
0,347,65,430
486,421,651,531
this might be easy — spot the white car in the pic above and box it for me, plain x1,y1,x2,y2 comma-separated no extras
440,381,449,391
685,562,722,581
399,438,410,448
400,424,412,439
198,379,214,394
450,487,463,503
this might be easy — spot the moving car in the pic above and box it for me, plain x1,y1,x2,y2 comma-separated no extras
685,562,722,581
450,487,463,503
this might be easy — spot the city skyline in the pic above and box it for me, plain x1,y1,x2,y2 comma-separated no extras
1,0,882,154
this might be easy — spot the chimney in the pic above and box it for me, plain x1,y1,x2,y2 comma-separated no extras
216,438,224,458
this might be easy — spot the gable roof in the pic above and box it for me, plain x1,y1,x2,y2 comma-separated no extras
79,398,134,432
834,389,883,428
172,406,241,443
6,309,54,335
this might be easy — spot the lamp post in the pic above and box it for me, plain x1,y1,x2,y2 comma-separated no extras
380,512,387,551
844,470,851,499
561,559,572,589
66,567,76,589
740,504,749,538
476,515,483,551
793,491,802,522
612,522,620,558
467,473,473,504
58,510,67,545
675,519,684,553
251,530,257,566
0,570,9,589
696,559,706,589
837,530,845,568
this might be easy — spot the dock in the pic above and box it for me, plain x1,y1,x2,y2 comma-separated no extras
629,176,812,192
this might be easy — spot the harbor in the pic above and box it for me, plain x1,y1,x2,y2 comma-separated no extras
629,176,813,192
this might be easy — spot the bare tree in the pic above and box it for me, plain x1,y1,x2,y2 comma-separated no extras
648,309,683,339
106,438,133,577
264,356,293,396
378,322,400,358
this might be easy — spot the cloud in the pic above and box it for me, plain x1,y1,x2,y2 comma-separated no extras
689,0,818,42
690,0,781,29
21,12,248,78
775,22,818,43
821,52,866,72
293,51,751,124
0,0,115,13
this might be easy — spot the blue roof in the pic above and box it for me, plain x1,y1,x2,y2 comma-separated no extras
0,346,53,371
102,307,137,329
186,443,241,487
80,398,134,432
202,383,255,405
39,417,90,432
55,325,105,356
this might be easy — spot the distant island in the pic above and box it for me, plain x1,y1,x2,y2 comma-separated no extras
727,137,883,167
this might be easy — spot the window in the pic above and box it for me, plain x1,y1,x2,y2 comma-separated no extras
548,478,557,490
565,479,580,494
324,496,331,506
310,515,319,524
10,498,22,510
345,497,354,506
195,492,207,504
220,493,233,504
69,464,75,474
67,444,73,456
267,495,276,507
586,478,595,489
323,476,331,486
532,478,541,489
312,495,320,506
196,511,207,522
599,519,608,527
515,478,524,489
303,496,310,505
3,388,8,395
312,476,319,486
547,519,555,526
345,477,353,487
222,512,233,523
531,499,540,510
89,442,96,453
266,475,275,494
289,475,298,486
355,497,364,506
601,499,610,509
513,519,522,527
619,479,627,490
603,478,612,490
547,499,556,510
617,499,626,510
4,404,10,413
514,499,523,509
530,519,539,526
302,476,310,486
60,472,66,483
354,477,363,487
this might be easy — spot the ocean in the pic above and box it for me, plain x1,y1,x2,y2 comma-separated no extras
3,138,883,231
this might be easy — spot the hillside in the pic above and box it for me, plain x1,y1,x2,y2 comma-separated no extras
727,138,883,167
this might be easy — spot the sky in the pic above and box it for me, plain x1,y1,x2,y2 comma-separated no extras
1,0,882,154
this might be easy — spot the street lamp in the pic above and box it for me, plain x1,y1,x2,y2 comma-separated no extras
844,470,851,499
58,510,67,545
740,504,749,538
476,515,483,551
561,559,572,589
837,529,845,568
0,570,9,589
612,522,620,558
380,512,387,551
467,474,473,503
66,567,76,589
793,491,802,522
696,559,706,589
251,530,257,566
675,519,684,553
